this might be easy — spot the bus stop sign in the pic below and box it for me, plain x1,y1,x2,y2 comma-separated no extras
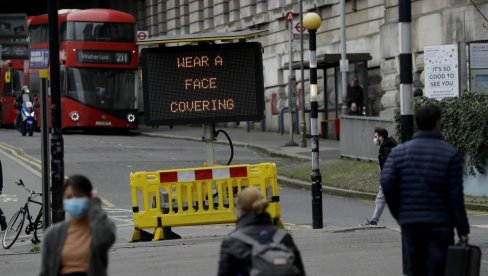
141,42,265,126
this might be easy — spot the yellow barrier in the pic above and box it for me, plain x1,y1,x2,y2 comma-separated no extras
130,162,283,242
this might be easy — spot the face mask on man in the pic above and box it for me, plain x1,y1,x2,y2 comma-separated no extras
374,138,380,146
63,198,90,219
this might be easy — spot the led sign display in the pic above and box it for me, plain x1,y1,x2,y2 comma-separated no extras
141,42,264,125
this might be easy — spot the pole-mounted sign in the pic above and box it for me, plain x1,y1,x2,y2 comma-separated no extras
141,42,265,126
0,13,29,60
0,41,29,59
0,14,28,39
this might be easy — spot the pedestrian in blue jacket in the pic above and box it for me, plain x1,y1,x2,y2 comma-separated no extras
381,103,469,276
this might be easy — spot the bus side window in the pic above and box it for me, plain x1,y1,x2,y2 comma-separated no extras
60,22,67,41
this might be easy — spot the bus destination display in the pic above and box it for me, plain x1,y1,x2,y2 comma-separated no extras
141,42,264,125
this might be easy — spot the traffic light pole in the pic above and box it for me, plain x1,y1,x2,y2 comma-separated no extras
48,0,65,223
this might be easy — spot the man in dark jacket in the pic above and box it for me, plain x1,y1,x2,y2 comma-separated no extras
346,78,364,111
218,187,305,276
381,104,469,276
348,102,363,116
362,127,397,226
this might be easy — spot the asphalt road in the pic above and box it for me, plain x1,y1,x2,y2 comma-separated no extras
0,128,397,229
1,128,488,230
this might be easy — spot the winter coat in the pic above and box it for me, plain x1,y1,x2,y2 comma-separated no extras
218,212,305,276
40,197,116,276
381,132,469,236
378,136,398,170
346,85,364,108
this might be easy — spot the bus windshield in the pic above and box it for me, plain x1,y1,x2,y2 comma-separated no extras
66,68,135,110
65,22,134,42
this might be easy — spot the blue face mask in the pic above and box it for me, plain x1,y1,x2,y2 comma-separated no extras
63,198,90,219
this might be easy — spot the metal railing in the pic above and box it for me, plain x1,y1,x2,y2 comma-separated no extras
340,115,396,161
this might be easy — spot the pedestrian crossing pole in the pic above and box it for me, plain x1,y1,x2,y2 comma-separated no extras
399,0,414,142
304,13,323,229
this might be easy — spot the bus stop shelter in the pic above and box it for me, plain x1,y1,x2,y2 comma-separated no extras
284,53,372,138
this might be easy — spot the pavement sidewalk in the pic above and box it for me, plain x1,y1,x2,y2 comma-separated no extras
0,223,405,276
136,124,341,162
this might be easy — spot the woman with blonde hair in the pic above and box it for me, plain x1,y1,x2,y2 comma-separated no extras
218,186,305,275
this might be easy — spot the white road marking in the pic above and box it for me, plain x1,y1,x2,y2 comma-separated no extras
0,143,117,208
0,194,18,202
471,224,488,229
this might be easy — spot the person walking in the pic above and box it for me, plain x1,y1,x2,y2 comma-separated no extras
381,104,470,276
0,159,7,231
40,175,116,276
362,127,397,226
218,187,305,276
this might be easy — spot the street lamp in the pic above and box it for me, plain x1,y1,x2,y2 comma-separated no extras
303,12,323,229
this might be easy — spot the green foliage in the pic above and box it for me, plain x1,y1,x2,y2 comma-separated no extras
395,92,488,175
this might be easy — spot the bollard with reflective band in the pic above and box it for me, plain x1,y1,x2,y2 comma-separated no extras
130,163,283,242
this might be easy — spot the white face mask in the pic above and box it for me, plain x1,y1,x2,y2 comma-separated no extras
373,138,380,146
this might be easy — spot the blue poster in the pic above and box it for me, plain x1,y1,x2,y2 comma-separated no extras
30,49,49,68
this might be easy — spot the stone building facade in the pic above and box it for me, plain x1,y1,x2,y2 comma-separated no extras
61,0,488,131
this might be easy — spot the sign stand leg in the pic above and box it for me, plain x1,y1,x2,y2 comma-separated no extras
203,123,215,166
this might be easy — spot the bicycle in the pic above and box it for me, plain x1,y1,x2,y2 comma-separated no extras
2,179,43,249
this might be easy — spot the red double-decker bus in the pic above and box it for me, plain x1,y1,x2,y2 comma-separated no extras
0,59,27,127
28,9,139,130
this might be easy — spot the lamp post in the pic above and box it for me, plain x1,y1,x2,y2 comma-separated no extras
399,0,414,142
303,12,323,229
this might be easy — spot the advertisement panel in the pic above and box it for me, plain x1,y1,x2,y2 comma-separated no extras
424,44,459,100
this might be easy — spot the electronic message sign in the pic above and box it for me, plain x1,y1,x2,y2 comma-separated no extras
141,42,264,125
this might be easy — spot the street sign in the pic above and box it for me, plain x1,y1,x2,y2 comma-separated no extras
137,30,149,42
292,20,309,40
141,42,265,126
0,14,28,39
285,11,294,21
0,41,29,59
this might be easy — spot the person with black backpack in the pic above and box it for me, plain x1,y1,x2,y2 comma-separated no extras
218,187,305,276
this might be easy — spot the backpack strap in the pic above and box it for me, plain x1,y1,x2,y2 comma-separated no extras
230,230,261,247
231,228,288,246
271,229,287,244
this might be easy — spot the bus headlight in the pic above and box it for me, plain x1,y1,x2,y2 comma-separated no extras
70,111,80,122
127,113,136,123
